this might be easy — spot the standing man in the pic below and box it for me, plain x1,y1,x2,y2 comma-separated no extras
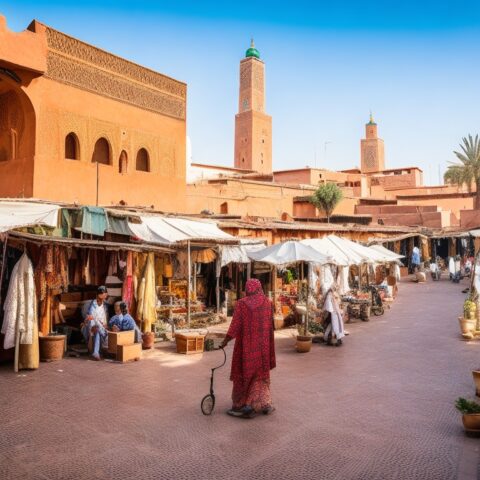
81,286,109,360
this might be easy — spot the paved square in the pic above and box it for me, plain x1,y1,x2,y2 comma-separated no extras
1,278,479,479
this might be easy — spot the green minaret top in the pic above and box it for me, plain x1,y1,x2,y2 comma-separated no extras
245,39,260,59
367,111,377,125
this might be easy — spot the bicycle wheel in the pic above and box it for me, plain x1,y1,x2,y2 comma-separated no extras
201,394,215,415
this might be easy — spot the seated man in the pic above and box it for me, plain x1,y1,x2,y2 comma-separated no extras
81,286,109,360
109,301,142,343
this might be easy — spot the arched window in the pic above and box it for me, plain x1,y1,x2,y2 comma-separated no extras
92,137,111,165
136,148,149,172
119,150,128,174
65,132,79,160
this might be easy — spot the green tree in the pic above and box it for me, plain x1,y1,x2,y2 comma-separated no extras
444,134,480,208
309,182,343,223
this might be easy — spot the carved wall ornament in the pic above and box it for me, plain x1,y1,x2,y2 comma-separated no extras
45,50,186,120
45,28,186,99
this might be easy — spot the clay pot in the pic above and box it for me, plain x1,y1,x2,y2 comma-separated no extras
142,332,155,350
462,413,480,432
459,317,476,335
296,335,312,353
274,315,284,331
39,335,66,362
472,371,480,397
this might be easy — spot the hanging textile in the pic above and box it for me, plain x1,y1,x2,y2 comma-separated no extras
38,289,51,336
136,252,157,332
79,207,107,236
173,251,189,279
191,248,217,264
35,245,68,301
1,253,38,354
337,266,350,295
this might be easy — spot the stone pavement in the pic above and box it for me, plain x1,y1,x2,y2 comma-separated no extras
1,277,480,480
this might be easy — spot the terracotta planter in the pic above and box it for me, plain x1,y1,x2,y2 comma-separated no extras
459,317,476,335
274,315,284,330
473,371,480,397
39,335,66,362
296,335,312,353
462,413,480,432
142,332,155,350
465,310,477,321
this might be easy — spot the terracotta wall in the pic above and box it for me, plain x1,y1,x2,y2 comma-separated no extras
460,209,480,229
186,179,314,217
369,210,450,228
397,196,474,218
356,205,438,215
0,19,187,211
27,77,186,209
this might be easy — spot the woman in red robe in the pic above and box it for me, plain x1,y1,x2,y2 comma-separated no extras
221,278,276,418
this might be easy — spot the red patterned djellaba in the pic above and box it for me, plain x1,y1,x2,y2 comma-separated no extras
226,279,276,411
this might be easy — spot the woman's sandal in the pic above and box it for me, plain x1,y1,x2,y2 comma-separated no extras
262,406,275,415
241,406,256,419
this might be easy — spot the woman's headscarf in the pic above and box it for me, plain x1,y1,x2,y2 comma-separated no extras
245,278,263,296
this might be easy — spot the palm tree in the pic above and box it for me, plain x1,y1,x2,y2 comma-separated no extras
444,134,480,208
309,182,343,223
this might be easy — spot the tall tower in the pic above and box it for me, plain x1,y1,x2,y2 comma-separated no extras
234,40,272,174
360,113,385,173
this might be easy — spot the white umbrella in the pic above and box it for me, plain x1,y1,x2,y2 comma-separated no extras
302,237,363,265
327,235,385,264
247,240,338,266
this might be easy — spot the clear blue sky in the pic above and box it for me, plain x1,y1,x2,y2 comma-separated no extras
4,1,480,184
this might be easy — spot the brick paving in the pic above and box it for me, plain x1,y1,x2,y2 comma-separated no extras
1,277,480,479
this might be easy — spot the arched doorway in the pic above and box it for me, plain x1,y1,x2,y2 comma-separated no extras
0,77,36,196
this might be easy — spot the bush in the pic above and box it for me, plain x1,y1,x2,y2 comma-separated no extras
455,397,480,414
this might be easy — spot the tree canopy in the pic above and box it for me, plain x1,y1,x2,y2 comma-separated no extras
309,182,343,223
444,134,480,208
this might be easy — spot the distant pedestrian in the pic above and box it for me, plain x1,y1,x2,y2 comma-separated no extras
221,279,276,418
411,246,421,272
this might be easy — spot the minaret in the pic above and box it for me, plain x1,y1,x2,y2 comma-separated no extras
234,40,272,174
360,113,385,173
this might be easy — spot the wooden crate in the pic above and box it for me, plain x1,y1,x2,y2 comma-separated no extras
108,331,135,354
117,343,141,362
175,333,205,354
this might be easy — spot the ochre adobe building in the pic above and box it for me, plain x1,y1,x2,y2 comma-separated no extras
0,17,186,210
186,43,477,229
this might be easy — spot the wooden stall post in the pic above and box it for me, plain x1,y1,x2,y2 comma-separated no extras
0,233,8,305
187,241,191,328
215,257,220,314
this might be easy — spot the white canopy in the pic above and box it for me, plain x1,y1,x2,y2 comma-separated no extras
369,244,405,261
327,235,387,264
247,240,338,267
301,237,364,265
128,216,234,245
0,201,60,233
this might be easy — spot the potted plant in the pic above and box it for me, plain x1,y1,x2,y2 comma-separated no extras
459,315,476,336
455,397,480,432
294,304,312,352
464,300,477,320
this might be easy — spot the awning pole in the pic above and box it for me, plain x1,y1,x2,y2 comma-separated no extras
187,240,191,328
0,233,9,305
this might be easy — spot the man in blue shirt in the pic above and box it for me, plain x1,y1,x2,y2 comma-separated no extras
109,301,142,343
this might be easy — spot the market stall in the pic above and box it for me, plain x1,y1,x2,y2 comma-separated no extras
247,240,340,340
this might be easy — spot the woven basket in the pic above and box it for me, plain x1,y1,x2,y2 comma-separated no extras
39,335,66,362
